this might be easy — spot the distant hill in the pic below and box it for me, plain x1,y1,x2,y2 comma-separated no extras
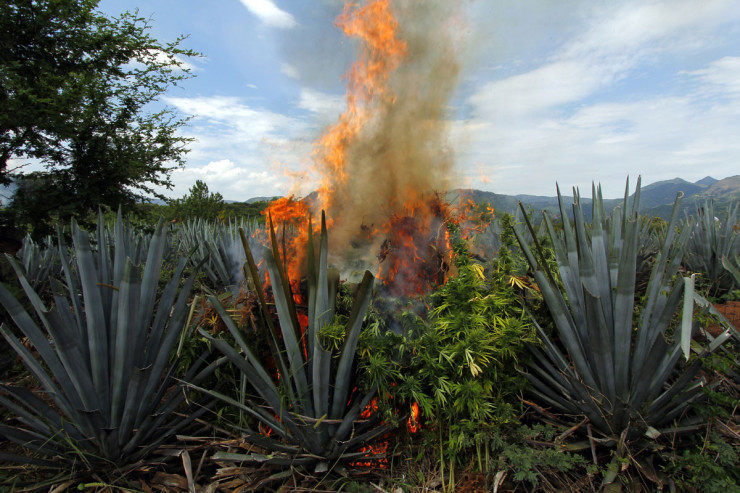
131,176,738,221
695,176,718,187
638,178,706,209
697,175,740,201
451,175,739,220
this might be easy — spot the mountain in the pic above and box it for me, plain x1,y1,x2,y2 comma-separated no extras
453,175,740,220
638,178,704,209
695,176,718,187
697,175,740,201
126,176,738,221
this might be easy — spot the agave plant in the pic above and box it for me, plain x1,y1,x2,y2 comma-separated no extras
0,216,214,467
513,178,711,440
16,233,60,293
723,253,740,293
187,212,388,471
176,217,262,294
684,200,739,297
99,209,155,266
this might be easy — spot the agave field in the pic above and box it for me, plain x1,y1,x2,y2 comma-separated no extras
1,180,739,492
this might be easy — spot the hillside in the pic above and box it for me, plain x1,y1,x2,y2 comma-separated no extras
448,175,740,220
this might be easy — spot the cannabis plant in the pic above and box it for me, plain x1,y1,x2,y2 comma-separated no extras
514,178,708,439
684,200,739,297
188,212,387,471
0,216,213,467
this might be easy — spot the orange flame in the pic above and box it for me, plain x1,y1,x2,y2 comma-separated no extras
262,0,462,298
407,402,420,433
313,0,407,204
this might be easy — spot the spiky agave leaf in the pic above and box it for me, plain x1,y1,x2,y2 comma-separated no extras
189,211,388,470
16,233,60,293
175,216,261,294
684,200,740,297
0,215,215,466
514,177,726,439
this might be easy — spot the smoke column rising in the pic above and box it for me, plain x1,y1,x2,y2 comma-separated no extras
312,0,466,260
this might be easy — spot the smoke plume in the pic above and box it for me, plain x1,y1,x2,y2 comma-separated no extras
313,0,466,260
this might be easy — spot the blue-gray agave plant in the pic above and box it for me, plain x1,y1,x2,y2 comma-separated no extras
684,200,739,297
187,212,388,472
16,233,60,293
176,217,262,294
513,178,712,439
0,216,214,467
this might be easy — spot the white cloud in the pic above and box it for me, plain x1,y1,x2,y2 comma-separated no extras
460,1,740,197
298,88,345,117
281,63,300,79
238,0,297,29
161,95,318,200
687,56,740,94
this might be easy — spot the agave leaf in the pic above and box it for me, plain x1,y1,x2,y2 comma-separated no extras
681,275,695,361
197,327,289,424
634,192,684,366
136,218,167,339
613,207,638,400
582,288,615,407
330,270,374,420
0,424,62,456
184,380,287,437
312,212,333,423
513,225,600,391
264,247,313,417
0,296,82,420
1,213,211,466
515,179,713,439
110,259,140,428
57,231,87,351
203,211,383,467
268,215,302,339
72,222,111,419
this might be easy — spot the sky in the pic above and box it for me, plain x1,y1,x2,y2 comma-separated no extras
93,0,740,201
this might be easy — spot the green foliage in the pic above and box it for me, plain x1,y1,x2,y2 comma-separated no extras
1,0,200,235
663,430,739,492
358,219,538,467
169,180,225,222
495,424,595,485
0,213,213,466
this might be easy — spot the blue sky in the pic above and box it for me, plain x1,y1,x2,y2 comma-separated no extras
94,0,740,201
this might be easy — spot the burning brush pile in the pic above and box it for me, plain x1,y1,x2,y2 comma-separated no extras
263,0,467,299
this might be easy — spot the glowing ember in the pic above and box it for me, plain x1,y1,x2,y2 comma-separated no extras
407,402,420,433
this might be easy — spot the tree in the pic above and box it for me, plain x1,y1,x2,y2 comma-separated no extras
170,180,225,221
0,0,199,235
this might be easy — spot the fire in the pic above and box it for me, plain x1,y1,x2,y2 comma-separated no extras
262,0,464,298
313,0,407,201
407,402,420,433
376,196,454,296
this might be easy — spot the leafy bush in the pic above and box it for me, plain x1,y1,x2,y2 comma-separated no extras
359,219,538,479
